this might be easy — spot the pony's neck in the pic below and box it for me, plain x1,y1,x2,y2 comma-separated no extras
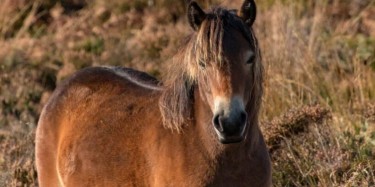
192,86,261,159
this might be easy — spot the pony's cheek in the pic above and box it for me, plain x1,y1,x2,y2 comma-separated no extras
197,81,215,111
205,92,215,112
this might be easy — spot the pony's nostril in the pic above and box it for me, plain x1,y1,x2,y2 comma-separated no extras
240,112,247,124
213,115,224,132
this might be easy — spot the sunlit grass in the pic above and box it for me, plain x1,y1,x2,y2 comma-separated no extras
0,0,374,186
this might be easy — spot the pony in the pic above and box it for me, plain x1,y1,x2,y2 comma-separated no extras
35,0,271,186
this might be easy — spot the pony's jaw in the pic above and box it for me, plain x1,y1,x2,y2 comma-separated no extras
212,96,248,144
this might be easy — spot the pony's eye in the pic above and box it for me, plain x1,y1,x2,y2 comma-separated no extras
199,60,206,68
246,55,256,64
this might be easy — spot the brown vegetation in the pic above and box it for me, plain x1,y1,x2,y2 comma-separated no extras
0,0,374,186
263,104,331,153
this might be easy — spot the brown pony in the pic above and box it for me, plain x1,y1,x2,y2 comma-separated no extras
35,0,271,186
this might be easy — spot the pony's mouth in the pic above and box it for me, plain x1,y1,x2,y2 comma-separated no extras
214,125,247,144
218,135,244,144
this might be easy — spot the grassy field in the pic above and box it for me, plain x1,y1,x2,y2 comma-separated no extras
0,0,374,186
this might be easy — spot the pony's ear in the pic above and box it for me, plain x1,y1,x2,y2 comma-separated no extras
187,1,206,31
239,0,257,27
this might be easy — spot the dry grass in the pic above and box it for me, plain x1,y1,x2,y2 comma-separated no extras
0,0,374,186
0,131,37,186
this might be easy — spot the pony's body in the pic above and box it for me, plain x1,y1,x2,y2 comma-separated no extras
36,67,270,186
36,1,272,186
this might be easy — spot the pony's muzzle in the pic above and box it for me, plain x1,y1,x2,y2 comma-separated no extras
212,111,247,144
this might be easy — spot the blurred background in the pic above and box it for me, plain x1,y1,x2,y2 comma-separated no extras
0,0,374,186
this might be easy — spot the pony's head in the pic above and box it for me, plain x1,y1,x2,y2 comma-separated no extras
160,0,263,144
